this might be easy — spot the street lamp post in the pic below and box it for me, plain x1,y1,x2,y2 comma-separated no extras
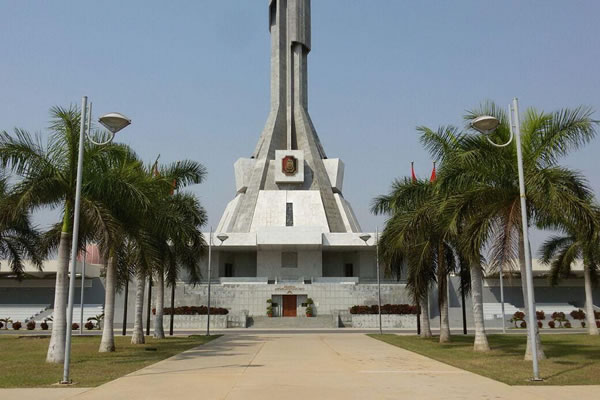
499,263,506,334
471,97,541,381
206,230,228,336
79,251,86,336
62,96,131,384
360,231,382,335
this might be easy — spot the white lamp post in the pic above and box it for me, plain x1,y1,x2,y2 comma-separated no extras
62,96,131,384
206,231,229,336
360,231,382,335
471,98,541,381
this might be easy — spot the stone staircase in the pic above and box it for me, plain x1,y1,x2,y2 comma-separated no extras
249,315,335,329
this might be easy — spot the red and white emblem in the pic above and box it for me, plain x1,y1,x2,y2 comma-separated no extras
282,155,298,176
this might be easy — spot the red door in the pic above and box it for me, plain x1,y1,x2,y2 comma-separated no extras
282,295,297,317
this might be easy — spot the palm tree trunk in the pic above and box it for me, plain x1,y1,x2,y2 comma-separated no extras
439,274,451,343
99,255,116,352
419,292,432,338
470,263,490,351
153,271,165,339
519,236,546,360
584,264,599,335
131,271,146,344
46,231,71,363
438,243,450,343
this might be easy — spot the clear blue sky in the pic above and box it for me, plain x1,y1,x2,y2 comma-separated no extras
1,1,599,252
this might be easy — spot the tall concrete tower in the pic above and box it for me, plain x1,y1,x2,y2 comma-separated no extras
217,0,361,234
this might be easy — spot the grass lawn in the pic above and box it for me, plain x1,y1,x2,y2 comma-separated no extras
0,334,219,388
370,333,600,385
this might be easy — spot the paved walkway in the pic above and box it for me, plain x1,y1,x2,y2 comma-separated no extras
8,333,600,400
59,334,552,399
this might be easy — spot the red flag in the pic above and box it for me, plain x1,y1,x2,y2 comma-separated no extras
430,161,437,182
411,162,417,182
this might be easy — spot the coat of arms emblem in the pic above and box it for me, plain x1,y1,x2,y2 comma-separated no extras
282,155,298,176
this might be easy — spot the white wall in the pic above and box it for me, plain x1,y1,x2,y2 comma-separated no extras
250,190,330,232
256,249,322,278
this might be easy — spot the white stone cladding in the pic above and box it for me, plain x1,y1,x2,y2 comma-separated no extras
180,282,411,317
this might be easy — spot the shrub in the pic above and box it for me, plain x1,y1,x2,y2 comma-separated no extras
537,321,543,329
548,320,556,328
0,321,3,329
12,321,22,330
349,304,417,315
564,321,572,328
510,311,525,327
536,311,545,321
597,321,600,328
158,306,229,315
570,309,585,320
520,321,526,329
85,321,94,330
595,311,600,320
72,323,79,330
551,312,567,327
40,321,49,330
26,320,36,330
581,321,586,328
306,298,314,305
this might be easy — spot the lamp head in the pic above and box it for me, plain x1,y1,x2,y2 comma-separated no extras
359,234,371,243
471,115,500,134
216,234,229,243
98,112,131,134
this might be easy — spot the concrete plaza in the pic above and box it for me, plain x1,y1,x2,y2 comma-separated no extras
10,333,595,400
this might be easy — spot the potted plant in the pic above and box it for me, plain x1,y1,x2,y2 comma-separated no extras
551,312,567,328
266,299,274,317
0,317,12,330
548,320,556,328
305,298,314,317
12,321,22,330
26,320,36,330
72,323,79,330
85,321,95,330
87,313,104,330
40,319,49,330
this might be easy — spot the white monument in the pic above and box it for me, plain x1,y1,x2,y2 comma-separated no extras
193,0,407,320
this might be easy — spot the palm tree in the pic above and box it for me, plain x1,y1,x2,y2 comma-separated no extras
151,191,207,339
148,161,207,340
427,102,598,359
0,106,132,363
540,224,599,335
0,173,42,279
117,160,207,344
93,151,161,352
373,178,457,342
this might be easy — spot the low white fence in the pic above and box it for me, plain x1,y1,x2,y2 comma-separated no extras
351,314,418,329
154,314,228,330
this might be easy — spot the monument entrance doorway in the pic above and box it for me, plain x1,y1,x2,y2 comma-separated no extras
282,295,297,317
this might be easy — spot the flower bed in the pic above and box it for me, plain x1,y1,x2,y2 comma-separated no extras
152,306,229,315
349,304,418,315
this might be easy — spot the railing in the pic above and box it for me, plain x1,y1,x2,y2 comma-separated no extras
199,276,406,285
